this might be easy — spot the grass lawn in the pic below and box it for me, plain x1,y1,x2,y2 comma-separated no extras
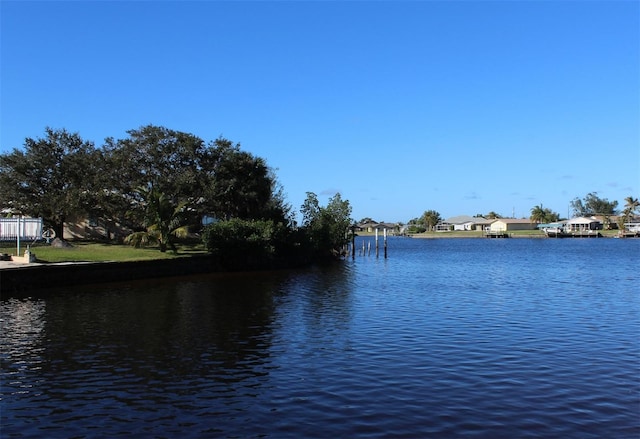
0,241,208,263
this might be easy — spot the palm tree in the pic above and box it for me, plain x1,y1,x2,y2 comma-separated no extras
624,196,639,215
530,204,546,223
125,186,189,252
620,196,640,231
420,210,442,231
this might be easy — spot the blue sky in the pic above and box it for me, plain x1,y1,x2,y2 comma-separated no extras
2,1,638,223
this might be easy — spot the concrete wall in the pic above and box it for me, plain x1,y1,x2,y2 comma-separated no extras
1,256,218,296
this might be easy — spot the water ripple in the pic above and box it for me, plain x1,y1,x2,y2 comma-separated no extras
2,238,639,438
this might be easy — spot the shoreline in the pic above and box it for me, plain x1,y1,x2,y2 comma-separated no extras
362,233,620,239
0,255,218,296
2,233,635,295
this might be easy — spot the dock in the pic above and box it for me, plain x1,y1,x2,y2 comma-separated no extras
485,231,509,238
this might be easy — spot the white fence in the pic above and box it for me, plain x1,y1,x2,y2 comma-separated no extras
0,217,44,241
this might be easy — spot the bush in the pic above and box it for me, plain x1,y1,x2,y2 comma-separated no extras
202,218,299,270
407,225,426,234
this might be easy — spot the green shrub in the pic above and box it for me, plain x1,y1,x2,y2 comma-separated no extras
202,218,298,270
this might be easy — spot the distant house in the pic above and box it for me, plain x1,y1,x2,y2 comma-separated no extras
565,217,601,232
489,219,536,232
64,214,132,241
355,221,398,234
591,215,618,230
356,221,379,233
624,216,640,232
437,215,494,231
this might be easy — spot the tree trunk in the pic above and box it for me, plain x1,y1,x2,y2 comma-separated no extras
53,222,65,242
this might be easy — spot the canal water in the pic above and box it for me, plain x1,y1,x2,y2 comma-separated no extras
2,237,639,438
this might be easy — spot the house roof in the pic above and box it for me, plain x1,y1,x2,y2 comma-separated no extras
566,217,600,224
443,215,493,225
357,221,396,229
492,218,533,224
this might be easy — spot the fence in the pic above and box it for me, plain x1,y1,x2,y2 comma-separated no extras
0,217,44,241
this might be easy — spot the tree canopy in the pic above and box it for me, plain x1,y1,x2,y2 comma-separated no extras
420,210,442,231
201,139,286,222
300,192,353,259
0,127,99,238
570,192,618,217
0,125,352,264
530,204,560,223
104,125,206,201
0,126,287,238
97,125,290,234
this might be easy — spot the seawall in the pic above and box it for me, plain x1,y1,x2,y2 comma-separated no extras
1,256,218,296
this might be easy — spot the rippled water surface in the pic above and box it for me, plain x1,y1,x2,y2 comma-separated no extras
2,238,639,438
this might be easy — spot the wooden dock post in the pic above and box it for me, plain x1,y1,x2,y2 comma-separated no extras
375,228,379,257
384,228,388,259
351,225,356,259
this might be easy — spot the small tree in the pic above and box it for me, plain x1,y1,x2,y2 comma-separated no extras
620,196,640,230
202,218,290,270
530,205,546,223
623,196,639,216
420,210,441,231
530,204,560,223
300,192,352,260
124,187,189,252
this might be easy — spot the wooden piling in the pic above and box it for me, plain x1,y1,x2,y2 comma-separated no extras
351,227,355,259
384,228,388,259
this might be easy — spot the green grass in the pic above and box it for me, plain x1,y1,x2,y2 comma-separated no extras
0,241,208,263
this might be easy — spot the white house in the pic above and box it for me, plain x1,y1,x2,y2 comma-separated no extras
624,216,640,232
436,215,494,231
565,217,601,232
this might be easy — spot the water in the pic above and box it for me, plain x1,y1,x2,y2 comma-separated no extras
2,237,639,438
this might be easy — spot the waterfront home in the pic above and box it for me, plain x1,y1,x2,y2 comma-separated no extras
63,214,132,241
623,216,640,232
436,215,493,231
488,219,536,232
565,217,601,232
591,214,618,230
356,221,380,233
356,221,399,234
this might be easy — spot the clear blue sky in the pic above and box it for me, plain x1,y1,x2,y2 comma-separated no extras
2,1,638,223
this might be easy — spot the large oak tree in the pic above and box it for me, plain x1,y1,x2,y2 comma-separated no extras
0,127,99,238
